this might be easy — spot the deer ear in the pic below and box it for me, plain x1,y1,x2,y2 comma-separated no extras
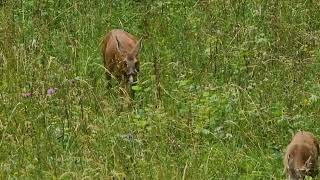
131,38,142,57
115,36,124,54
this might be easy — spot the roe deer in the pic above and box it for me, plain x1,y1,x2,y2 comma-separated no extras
284,131,319,180
101,29,142,99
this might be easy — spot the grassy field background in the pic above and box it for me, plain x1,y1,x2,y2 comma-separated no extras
1,0,320,179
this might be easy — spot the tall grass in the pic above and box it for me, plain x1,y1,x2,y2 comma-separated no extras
0,0,320,179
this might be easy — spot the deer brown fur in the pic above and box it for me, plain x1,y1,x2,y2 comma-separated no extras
284,131,319,180
101,29,142,98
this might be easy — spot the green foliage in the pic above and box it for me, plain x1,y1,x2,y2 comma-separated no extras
0,0,320,179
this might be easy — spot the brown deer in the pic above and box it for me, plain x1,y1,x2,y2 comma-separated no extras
284,131,319,180
101,29,142,99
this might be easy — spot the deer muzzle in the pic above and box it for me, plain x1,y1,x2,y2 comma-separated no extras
129,75,134,84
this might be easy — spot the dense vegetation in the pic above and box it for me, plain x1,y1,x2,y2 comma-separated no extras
1,0,320,179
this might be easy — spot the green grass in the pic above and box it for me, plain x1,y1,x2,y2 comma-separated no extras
1,0,320,179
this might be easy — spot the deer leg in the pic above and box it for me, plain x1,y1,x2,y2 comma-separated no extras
105,62,115,89
117,76,126,96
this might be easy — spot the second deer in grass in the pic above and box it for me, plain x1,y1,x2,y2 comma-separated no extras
284,131,319,180
101,29,142,99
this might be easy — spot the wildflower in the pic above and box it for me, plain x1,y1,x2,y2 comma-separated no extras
47,88,57,96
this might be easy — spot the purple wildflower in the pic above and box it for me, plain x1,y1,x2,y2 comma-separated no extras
47,88,57,96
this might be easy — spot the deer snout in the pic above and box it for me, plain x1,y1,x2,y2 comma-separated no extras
127,68,138,84
127,73,136,85
128,75,134,84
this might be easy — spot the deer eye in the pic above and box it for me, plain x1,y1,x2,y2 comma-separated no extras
123,60,128,67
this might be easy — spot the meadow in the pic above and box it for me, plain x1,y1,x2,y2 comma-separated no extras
0,0,320,179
